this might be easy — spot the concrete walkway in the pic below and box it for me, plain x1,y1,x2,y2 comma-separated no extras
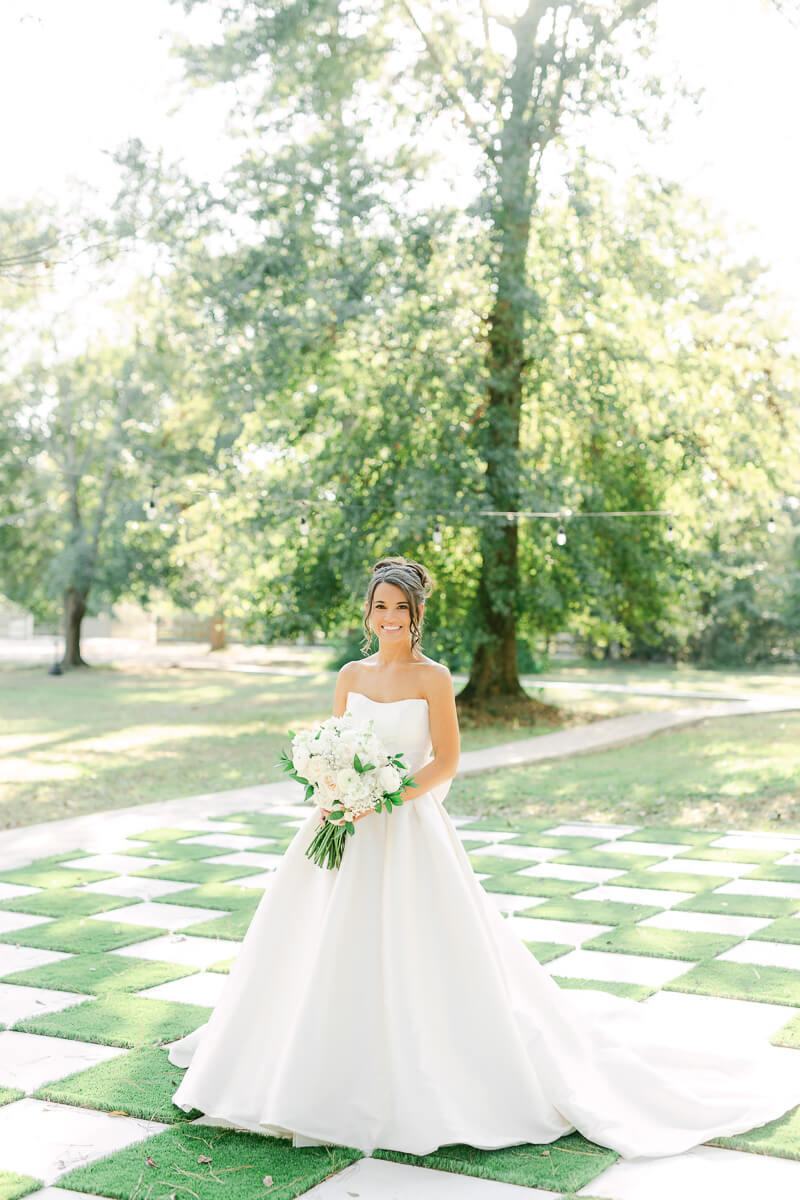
3,692,799,869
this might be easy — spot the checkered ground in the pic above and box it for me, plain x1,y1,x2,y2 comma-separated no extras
1,806,799,1200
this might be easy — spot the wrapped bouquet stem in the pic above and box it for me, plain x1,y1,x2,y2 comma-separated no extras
278,711,417,869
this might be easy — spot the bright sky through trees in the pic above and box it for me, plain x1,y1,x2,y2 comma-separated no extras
1,0,798,318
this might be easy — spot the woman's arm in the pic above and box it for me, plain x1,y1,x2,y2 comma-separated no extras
400,665,460,802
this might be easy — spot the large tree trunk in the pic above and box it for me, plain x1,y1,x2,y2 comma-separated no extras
459,112,533,708
62,586,89,668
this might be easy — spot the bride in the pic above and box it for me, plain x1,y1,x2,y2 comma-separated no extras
168,555,800,1159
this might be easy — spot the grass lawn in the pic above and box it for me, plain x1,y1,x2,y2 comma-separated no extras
449,711,800,830
1,660,798,831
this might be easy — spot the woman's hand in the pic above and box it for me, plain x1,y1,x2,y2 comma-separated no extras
321,807,370,823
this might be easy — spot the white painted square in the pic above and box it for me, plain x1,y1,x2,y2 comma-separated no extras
91,901,231,931
76,875,196,902
710,834,800,852
138,971,228,1007
470,843,566,863
573,884,688,908
0,945,71,977
592,840,684,858
17,1187,106,1200
0,982,88,1026
110,934,242,969
646,858,759,878
717,940,800,971
203,851,287,870
0,883,41,902
508,915,615,946
0,911,54,935
0,1030,125,1091
229,872,276,890
541,822,641,838
179,833,277,851
518,862,626,884
577,1142,800,1200
60,853,170,874
455,829,525,844
301,1155,557,1198
716,879,800,900
642,990,799,1041
547,949,693,986
637,909,773,938
0,1096,168,1184
776,852,800,866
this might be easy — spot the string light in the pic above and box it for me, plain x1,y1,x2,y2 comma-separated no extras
432,523,442,547
145,484,158,521
666,522,674,542
299,514,310,540
767,514,777,533
556,524,567,546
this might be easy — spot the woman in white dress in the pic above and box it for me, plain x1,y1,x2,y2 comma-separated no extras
168,555,800,1159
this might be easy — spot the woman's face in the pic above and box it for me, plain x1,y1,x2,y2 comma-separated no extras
367,582,420,641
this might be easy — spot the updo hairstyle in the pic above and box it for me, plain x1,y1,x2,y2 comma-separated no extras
360,556,434,656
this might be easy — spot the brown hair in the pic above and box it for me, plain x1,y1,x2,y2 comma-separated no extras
360,556,434,656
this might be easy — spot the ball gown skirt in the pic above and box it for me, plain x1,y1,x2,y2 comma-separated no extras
167,690,800,1159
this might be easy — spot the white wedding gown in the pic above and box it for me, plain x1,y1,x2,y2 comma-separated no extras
168,691,800,1159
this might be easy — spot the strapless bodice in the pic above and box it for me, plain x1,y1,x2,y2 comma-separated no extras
345,691,433,775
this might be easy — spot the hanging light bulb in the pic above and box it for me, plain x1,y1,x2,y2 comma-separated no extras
666,521,674,542
145,484,158,521
299,514,310,540
432,523,442,547
556,524,567,546
766,514,777,533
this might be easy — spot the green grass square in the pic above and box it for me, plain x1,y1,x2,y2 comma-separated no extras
119,840,216,862
374,1130,616,1192
157,882,266,911
771,1012,800,1049
0,916,164,954
1,952,199,995
0,1087,24,1107
526,897,662,926
0,862,114,889
13,993,211,1048
207,957,235,974
674,846,787,865
33,1045,203,1124
181,908,257,940
743,865,800,884
524,940,574,964
130,861,259,885
552,849,665,871
708,1103,800,1160
580,925,741,961
507,833,607,850
610,870,730,893
750,918,800,946
0,1172,43,1200
664,960,800,1006
481,873,585,898
672,892,800,919
620,828,718,846
468,854,530,875
127,827,208,842
0,887,140,919
551,976,656,1001
55,1122,363,1200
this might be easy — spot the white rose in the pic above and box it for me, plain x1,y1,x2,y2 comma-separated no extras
304,757,325,784
336,766,359,792
293,747,311,776
378,764,402,794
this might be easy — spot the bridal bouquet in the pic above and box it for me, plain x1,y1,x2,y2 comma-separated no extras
278,712,417,870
